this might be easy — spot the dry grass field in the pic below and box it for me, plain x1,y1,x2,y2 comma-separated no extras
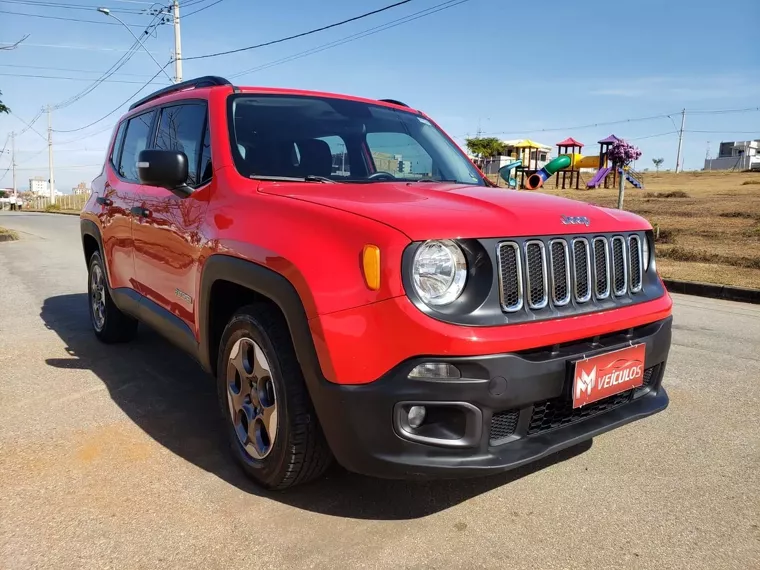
536,170,760,289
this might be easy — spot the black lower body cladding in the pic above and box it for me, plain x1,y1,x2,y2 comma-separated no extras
307,317,672,479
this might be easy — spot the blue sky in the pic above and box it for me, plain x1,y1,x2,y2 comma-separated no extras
1,0,758,192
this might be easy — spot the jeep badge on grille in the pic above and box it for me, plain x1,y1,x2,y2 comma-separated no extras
561,215,590,226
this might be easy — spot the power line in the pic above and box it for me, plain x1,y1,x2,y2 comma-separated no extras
52,10,167,110
52,65,168,133
183,0,415,61
229,0,469,79
0,41,161,52
183,0,224,18
0,8,149,26
684,130,760,134
0,0,145,14
9,111,47,142
0,63,165,78
0,72,171,85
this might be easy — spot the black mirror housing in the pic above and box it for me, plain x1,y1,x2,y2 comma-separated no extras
137,149,193,198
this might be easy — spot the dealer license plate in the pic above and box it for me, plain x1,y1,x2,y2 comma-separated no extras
572,344,646,408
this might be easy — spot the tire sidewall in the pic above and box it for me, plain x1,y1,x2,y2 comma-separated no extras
87,251,107,334
216,313,290,485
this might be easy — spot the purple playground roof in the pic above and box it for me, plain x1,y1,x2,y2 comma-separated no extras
597,134,621,144
556,137,584,147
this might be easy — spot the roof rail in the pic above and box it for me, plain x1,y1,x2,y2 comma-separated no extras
378,98,409,107
129,76,232,111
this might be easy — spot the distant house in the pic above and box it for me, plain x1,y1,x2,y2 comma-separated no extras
704,139,760,171
72,182,90,195
479,139,552,176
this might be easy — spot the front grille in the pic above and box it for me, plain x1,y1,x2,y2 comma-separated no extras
497,232,646,315
527,365,659,436
489,409,519,443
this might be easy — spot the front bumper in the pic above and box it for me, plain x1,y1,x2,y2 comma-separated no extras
310,316,671,479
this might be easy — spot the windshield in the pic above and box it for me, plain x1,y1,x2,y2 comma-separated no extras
228,94,485,185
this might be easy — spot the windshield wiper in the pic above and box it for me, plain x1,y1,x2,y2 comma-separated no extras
412,178,460,183
250,174,337,183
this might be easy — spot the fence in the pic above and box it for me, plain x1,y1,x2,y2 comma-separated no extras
28,193,89,212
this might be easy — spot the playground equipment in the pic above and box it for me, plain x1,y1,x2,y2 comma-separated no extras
522,134,644,190
498,159,522,188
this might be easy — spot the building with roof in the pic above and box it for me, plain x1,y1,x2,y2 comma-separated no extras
704,140,760,171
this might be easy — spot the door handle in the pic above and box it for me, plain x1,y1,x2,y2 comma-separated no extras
130,206,151,218
96,197,112,206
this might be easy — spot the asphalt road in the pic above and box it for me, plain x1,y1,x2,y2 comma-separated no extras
1,211,758,570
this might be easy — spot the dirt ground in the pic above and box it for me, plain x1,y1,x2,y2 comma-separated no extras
535,170,760,289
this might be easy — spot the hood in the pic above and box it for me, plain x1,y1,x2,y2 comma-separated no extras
259,181,651,240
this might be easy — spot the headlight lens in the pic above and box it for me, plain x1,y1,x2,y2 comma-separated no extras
412,240,467,306
642,236,651,270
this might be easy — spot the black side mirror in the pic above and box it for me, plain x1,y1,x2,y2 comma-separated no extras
137,149,192,198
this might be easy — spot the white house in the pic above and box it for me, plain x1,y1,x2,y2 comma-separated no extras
704,139,760,171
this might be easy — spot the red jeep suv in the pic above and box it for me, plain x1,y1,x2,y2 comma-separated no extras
80,76,672,489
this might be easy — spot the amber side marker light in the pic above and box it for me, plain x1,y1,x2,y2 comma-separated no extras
362,245,381,291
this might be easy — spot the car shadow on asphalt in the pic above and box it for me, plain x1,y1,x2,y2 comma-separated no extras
41,293,592,521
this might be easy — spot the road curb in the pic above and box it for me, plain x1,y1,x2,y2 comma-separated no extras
663,279,760,305
25,210,81,216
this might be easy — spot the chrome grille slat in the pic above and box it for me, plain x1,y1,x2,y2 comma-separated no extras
611,236,627,296
592,237,611,299
495,232,645,316
628,235,643,293
524,240,548,309
549,239,571,306
497,242,523,312
572,238,592,303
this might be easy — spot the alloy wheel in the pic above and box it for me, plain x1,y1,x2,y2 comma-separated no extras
226,337,278,459
90,263,106,331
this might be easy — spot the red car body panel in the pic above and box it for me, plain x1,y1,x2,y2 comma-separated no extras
310,293,673,384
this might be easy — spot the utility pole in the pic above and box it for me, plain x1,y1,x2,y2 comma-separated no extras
172,0,183,83
47,104,55,205
10,131,17,203
675,108,685,173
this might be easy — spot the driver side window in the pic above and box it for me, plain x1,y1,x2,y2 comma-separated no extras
365,132,433,179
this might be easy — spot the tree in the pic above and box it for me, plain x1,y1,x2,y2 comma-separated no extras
0,90,8,114
608,140,642,210
652,157,664,173
465,137,506,160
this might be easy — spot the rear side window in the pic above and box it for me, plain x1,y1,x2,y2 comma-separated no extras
154,103,207,187
109,121,127,170
119,111,155,182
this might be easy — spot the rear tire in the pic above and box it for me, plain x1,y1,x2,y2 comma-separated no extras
216,303,332,489
87,250,138,343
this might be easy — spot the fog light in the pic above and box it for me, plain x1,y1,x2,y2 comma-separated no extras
408,363,461,379
408,405,426,428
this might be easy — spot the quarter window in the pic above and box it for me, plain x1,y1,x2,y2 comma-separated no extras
154,103,208,187
119,111,155,182
110,121,127,171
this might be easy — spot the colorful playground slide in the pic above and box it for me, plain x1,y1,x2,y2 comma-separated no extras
587,166,612,188
524,155,571,189
498,160,522,188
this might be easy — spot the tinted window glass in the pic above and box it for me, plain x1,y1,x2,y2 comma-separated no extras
155,103,207,187
110,121,127,170
119,111,155,182
229,95,483,185
199,121,212,185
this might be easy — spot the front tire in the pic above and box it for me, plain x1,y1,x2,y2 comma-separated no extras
216,303,332,489
87,250,138,343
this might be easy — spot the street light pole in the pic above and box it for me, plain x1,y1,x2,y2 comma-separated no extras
97,7,173,82
172,0,183,83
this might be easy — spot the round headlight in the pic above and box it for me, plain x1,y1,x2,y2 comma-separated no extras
642,237,650,271
412,240,467,306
